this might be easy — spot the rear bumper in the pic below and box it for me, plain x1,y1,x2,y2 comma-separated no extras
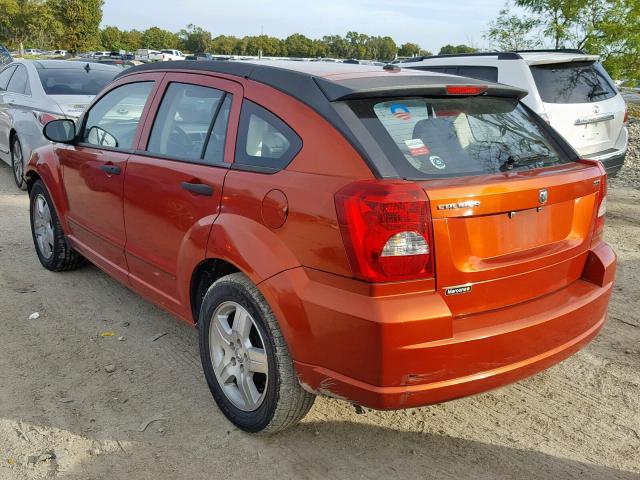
259,242,616,410
585,149,626,177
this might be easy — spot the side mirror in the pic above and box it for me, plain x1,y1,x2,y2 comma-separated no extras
43,119,76,144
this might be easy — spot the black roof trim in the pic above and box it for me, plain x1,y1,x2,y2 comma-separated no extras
513,48,586,54
315,74,527,101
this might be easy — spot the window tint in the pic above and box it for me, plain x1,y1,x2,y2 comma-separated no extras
147,83,227,162
203,95,232,164
83,82,153,150
37,68,116,95
349,96,571,180
0,65,16,90
235,101,302,172
530,61,617,104
7,66,28,94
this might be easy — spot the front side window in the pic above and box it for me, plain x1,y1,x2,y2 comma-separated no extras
530,61,617,104
82,82,153,150
147,82,229,162
349,96,571,179
7,66,28,95
235,101,302,172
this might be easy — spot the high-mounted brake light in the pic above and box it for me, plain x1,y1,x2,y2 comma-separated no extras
446,85,488,96
335,180,434,283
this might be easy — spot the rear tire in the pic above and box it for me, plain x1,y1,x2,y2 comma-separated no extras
29,180,85,271
11,136,27,191
199,272,315,434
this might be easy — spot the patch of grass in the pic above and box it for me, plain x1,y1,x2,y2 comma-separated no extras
628,102,640,119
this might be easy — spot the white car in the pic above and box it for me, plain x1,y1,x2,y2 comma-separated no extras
402,50,628,176
160,50,185,61
0,59,119,189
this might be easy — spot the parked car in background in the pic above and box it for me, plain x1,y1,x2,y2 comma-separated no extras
0,45,11,66
402,50,629,176
194,53,213,61
0,59,119,189
134,49,163,62
160,49,186,61
48,50,67,57
24,49,44,56
90,51,112,59
27,60,615,433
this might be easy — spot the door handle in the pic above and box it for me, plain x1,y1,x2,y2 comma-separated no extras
181,182,213,196
100,164,121,175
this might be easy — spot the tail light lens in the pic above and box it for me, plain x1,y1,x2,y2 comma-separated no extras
446,85,488,96
33,111,64,126
623,104,629,125
335,180,434,282
578,159,607,241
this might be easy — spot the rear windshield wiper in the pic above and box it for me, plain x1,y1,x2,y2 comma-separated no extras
500,154,552,172
588,87,609,99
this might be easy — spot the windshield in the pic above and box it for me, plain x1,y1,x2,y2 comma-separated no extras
348,96,572,180
37,68,117,96
530,61,617,104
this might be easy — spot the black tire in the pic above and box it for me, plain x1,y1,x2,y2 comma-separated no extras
11,135,27,191
29,180,85,271
199,272,315,434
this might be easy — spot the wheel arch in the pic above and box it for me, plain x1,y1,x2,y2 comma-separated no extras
190,257,241,325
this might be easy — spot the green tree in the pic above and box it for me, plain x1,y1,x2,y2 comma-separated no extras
320,35,350,58
485,3,541,50
346,31,369,58
0,0,61,52
514,0,584,48
284,33,314,57
398,42,421,57
140,26,179,49
101,25,123,51
178,24,211,53
366,36,397,61
120,29,142,51
244,35,286,56
210,35,238,55
438,44,478,55
48,0,103,53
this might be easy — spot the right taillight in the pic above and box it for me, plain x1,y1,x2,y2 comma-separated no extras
334,180,434,283
623,104,629,125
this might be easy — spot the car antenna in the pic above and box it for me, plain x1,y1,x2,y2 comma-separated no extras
84,63,91,73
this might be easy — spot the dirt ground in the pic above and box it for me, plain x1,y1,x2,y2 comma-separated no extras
0,162,638,480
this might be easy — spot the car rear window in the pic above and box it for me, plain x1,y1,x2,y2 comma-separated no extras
530,61,617,104
37,67,117,95
348,96,572,180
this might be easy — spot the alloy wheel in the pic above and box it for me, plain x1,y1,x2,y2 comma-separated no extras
33,194,54,259
12,140,24,186
209,301,269,411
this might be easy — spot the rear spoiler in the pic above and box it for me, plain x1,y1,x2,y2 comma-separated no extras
314,75,528,101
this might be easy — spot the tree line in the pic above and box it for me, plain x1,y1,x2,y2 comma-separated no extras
0,0,637,79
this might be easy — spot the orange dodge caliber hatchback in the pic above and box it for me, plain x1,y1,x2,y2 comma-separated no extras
26,61,616,433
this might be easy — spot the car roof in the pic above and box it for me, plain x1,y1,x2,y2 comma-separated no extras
14,58,120,71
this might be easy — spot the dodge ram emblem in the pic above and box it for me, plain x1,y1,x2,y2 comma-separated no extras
539,188,548,205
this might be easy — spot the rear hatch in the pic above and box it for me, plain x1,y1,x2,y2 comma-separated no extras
529,60,626,157
343,87,603,316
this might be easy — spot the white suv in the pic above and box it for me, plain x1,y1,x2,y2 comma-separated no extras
402,50,628,176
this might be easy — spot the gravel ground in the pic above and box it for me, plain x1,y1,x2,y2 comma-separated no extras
611,121,640,189
0,156,639,479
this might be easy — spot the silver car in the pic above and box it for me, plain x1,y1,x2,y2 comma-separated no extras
0,59,119,189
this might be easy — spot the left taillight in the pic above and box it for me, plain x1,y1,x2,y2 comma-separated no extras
334,180,434,283
33,111,64,126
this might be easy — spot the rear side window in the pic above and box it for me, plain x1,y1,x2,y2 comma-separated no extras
7,66,28,94
147,82,229,163
37,67,116,95
235,101,302,172
0,65,16,90
530,61,617,104
349,96,571,180
83,82,153,150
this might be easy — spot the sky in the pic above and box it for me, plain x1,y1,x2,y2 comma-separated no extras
102,0,507,53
